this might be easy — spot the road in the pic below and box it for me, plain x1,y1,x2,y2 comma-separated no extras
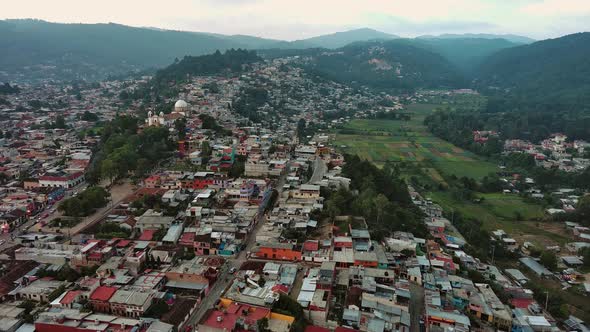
409,282,425,332
0,180,134,251
185,162,291,329
308,157,327,184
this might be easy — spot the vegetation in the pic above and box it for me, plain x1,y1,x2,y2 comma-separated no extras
305,40,465,90
476,32,590,107
58,186,109,218
232,87,269,122
334,104,497,180
144,299,170,318
272,294,308,332
95,223,131,239
323,155,426,240
86,115,174,184
0,82,20,94
414,37,522,74
152,49,260,87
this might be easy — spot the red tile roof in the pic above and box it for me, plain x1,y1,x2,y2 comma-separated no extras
139,229,156,241
202,303,270,331
61,290,82,305
90,286,118,301
303,240,319,252
305,327,331,332
335,327,358,332
511,298,535,309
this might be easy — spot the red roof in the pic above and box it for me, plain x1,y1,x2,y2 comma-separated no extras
61,290,82,305
179,232,195,245
40,172,83,182
139,229,156,241
303,240,319,252
116,240,132,248
90,286,118,301
305,327,331,332
511,298,535,308
202,303,270,331
271,284,289,294
335,328,358,332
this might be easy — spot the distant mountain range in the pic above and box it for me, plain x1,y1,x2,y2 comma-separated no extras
0,19,538,82
476,32,590,105
417,33,535,44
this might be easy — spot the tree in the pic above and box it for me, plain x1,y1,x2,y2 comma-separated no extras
580,248,590,267
101,159,116,185
297,119,306,142
257,318,271,332
54,115,67,129
175,118,187,140
373,194,389,224
576,195,590,221
540,251,558,271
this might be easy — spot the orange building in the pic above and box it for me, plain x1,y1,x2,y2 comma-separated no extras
253,242,302,261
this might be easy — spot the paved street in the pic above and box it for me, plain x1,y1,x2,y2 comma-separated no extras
410,282,425,332
308,157,327,184
185,162,293,328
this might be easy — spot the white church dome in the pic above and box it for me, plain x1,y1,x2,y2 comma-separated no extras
175,99,188,109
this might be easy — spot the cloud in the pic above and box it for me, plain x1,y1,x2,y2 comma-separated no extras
0,0,588,39
366,14,498,36
521,0,590,16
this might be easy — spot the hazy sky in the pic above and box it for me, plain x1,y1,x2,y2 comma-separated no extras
2,0,590,40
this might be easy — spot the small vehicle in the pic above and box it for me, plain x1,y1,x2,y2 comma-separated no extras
229,267,237,274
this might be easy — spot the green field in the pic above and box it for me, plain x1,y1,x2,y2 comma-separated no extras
332,102,561,246
333,103,498,179
427,191,568,246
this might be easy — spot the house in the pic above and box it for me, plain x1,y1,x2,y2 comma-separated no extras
253,242,302,261
109,289,154,318
198,299,294,332
135,209,175,232
89,286,118,313
17,279,65,303
39,172,84,189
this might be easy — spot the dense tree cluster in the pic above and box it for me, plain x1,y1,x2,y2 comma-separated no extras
231,87,269,122
58,186,109,217
0,82,20,94
476,32,590,107
323,155,426,240
86,115,174,184
152,49,260,87
305,40,465,90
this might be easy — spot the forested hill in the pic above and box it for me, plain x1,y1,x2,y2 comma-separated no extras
303,40,465,90
152,49,261,86
0,20,402,82
476,32,590,105
414,38,521,74
0,20,262,81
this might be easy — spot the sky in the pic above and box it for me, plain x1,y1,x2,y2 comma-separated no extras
2,0,590,40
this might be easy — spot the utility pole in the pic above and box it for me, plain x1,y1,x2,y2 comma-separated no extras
545,291,549,311
491,245,496,264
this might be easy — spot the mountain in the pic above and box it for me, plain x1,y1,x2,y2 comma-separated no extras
412,38,521,74
292,28,399,49
0,19,260,81
0,20,403,82
418,33,535,44
303,39,465,90
476,32,590,104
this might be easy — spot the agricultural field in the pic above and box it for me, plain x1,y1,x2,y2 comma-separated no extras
427,190,568,247
333,103,497,179
333,101,561,247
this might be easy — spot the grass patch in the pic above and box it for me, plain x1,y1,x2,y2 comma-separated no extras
333,103,498,180
427,191,569,245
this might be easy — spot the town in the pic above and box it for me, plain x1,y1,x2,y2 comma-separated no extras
0,52,588,332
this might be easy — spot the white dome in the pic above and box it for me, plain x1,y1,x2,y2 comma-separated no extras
175,100,188,109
